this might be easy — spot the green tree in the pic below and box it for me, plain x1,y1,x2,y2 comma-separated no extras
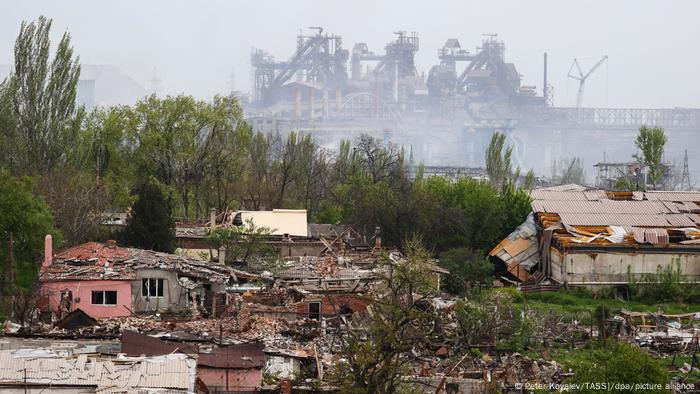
485,131,513,190
1,16,82,174
324,135,413,247
207,218,277,270
634,126,667,190
120,179,175,253
0,80,14,148
438,247,494,295
420,177,504,251
0,173,59,310
201,96,252,213
334,240,440,392
455,289,531,350
564,341,668,393
523,168,536,190
130,94,255,219
130,95,209,219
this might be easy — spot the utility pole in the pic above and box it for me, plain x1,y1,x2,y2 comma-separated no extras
681,149,691,191
543,52,548,107
149,67,162,97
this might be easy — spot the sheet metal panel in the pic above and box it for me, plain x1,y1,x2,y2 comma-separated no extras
645,192,700,202
534,200,670,214
558,213,680,227
0,350,193,390
530,190,593,201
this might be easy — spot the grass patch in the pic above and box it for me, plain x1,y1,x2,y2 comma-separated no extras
517,289,700,319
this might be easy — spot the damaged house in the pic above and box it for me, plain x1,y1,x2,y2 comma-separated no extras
176,208,383,261
39,239,239,318
491,185,700,289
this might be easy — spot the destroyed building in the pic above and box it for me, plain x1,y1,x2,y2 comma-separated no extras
122,331,265,393
175,208,382,262
39,239,239,318
491,184,700,289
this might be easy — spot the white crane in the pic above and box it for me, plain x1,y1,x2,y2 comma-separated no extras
567,55,608,108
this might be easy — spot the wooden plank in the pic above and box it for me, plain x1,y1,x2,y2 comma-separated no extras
503,238,532,258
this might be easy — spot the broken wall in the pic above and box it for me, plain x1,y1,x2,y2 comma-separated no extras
132,269,184,313
264,356,301,380
40,280,133,318
295,294,371,318
550,248,700,286
131,269,227,314
197,367,261,392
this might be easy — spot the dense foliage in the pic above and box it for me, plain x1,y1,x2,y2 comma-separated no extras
0,17,533,304
438,247,494,295
0,172,59,311
563,341,668,393
119,180,176,253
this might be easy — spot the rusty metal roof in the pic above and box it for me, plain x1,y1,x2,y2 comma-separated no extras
121,330,198,357
531,186,700,229
197,343,266,369
557,213,696,227
632,227,670,244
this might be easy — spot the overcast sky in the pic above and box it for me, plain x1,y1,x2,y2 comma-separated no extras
1,0,699,108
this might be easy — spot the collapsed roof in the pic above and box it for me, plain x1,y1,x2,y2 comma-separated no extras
491,185,700,283
531,186,700,247
40,241,240,283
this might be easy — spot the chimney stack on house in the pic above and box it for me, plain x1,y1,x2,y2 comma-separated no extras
374,226,381,250
210,208,217,232
43,234,52,267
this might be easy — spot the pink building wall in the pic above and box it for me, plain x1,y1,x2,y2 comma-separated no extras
40,280,133,318
197,367,262,392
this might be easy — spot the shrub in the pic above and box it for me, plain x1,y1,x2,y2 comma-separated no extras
438,247,494,295
564,341,668,393
455,289,532,351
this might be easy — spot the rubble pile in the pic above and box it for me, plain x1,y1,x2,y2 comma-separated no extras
621,311,700,352
495,353,566,388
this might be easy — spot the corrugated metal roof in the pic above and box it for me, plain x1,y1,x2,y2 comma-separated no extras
532,200,670,214
531,186,700,230
531,190,604,201
122,330,197,357
645,192,700,202
0,350,194,391
198,343,266,369
633,227,670,244
557,213,694,227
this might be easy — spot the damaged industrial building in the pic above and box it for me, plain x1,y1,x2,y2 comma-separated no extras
492,184,700,290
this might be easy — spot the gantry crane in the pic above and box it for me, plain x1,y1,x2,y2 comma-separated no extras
567,55,608,108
